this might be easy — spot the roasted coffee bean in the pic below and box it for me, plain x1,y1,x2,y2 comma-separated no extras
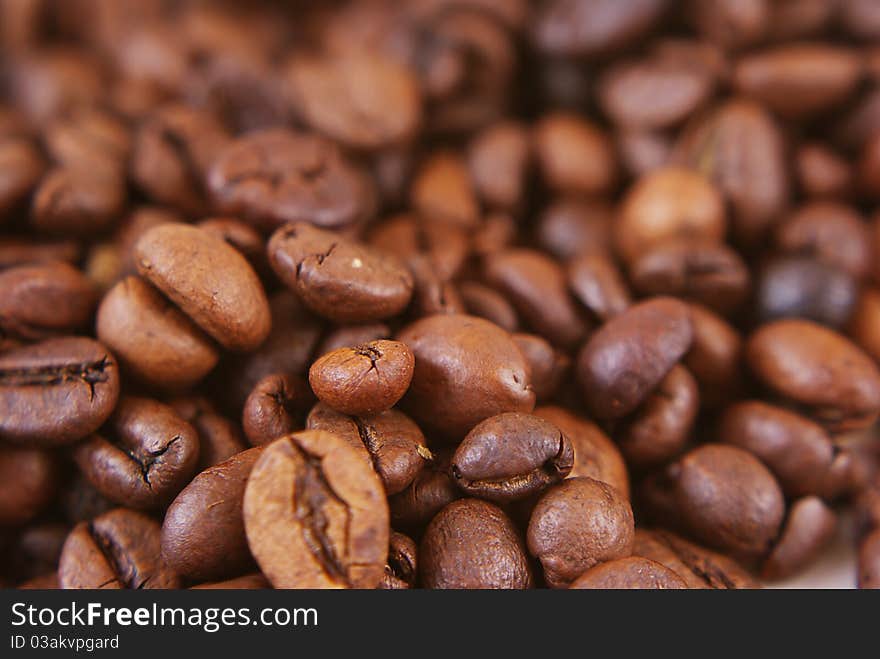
420,498,532,590
381,531,418,590
536,197,614,262
269,223,414,324
369,214,468,283
309,340,414,417
96,276,219,391
666,444,785,561
747,319,880,432
0,237,80,270
512,334,569,402
533,113,616,196
243,431,389,589
242,373,312,447
569,556,687,589
472,213,518,258
59,509,179,589
135,223,271,352
317,324,391,359
762,496,837,581
566,254,631,322
527,477,635,589
459,282,519,333
795,143,853,200
0,261,96,341
719,401,835,498
72,396,200,510
410,151,480,230
407,256,466,317
451,413,573,503
484,248,589,349
534,406,630,499
197,217,270,282
616,365,699,468
628,240,750,315
170,397,247,471
577,297,693,420
616,128,673,178
207,128,375,231
161,447,262,583
859,529,880,589
0,337,119,446
0,445,58,526
306,403,431,496
0,138,44,220
683,303,743,408
31,167,126,236
850,288,880,363
615,167,726,264
467,120,531,211
398,314,535,441
755,257,857,328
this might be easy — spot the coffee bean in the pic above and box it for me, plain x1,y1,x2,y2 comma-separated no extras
0,237,80,270
0,445,58,526
161,447,262,582
170,397,247,471
420,498,532,589
577,297,693,420
388,449,460,533
269,222,414,323
242,373,312,447
410,151,480,230
511,333,569,402
59,509,179,589
243,430,389,589
309,340,414,416
566,253,632,322
747,319,880,431
381,531,418,590
398,314,535,440
0,337,119,446
451,412,573,503
369,214,468,283
72,396,200,510
0,138,44,220
467,120,530,211
569,556,687,589
795,143,853,200
207,128,375,231
135,223,270,352
527,477,634,588
31,166,126,236
536,197,614,262
859,529,880,588
683,303,743,408
317,324,391,358
533,113,616,196
197,217,270,282
459,282,519,333
306,403,431,496
762,496,837,581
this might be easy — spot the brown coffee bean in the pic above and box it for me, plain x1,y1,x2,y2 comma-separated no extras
616,128,673,178
420,498,532,589
286,52,421,150
410,151,480,230
309,340,414,416
0,445,58,526
96,276,219,391
243,430,389,589
268,222,414,323
762,496,836,581
615,167,726,264
197,217,270,281
683,303,743,408
0,337,120,446
0,138,45,220
669,444,785,561
850,288,880,363
135,223,271,352
72,396,200,510
616,365,699,468
577,297,693,420
533,113,616,196
369,214,468,283
0,261,96,342
381,531,418,590
43,109,129,176
170,397,247,471
161,447,263,582
459,282,519,333
59,509,179,589
536,197,614,262
317,324,391,358
242,373,312,447
306,402,431,496
512,333,569,402
628,240,750,315
687,0,767,50
747,319,880,432
398,314,535,441
472,212,518,258
389,449,460,533
484,248,589,349
207,128,375,231
408,256,466,317
795,143,853,200
719,401,835,498
534,406,630,499
569,556,687,589
527,477,635,589
859,529,880,589
31,167,126,236
0,237,80,270
451,412,573,503
733,44,863,119
566,254,632,322
467,120,531,211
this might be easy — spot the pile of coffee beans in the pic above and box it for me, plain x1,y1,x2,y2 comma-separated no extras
3,0,880,590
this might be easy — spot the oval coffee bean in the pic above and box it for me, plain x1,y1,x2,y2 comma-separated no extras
309,340,414,416
577,297,693,420
388,450,460,533
459,281,519,333
243,430,389,589
569,556,687,589
670,444,785,561
170,397,247,472
451,412,573,503
398,314,535,441
242,373,312,447
381,531,418,590
747,319,880,432
761,496,837,581
306,403,431,496
268,222,414,323
683,303,743,408
0,445,58,526
71,397,200,510
527,477,635,589
161,447,263,583
0,337,119,446
566,253,632,322
511,333,569,402
97,276,219,391
420,498,532,590
135,223,271,352
59,509,179,589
